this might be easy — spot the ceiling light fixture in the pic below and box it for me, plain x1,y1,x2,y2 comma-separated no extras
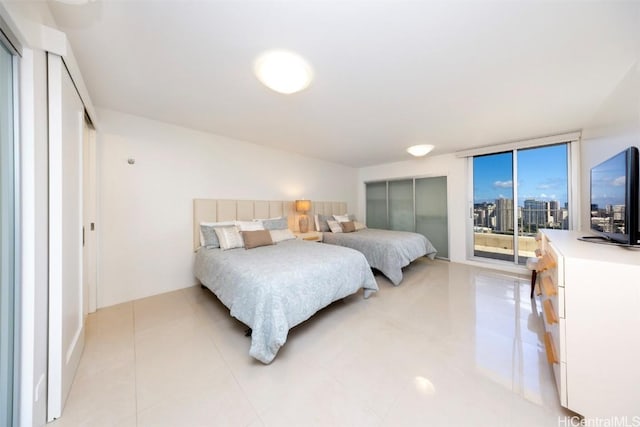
407,144,435,157
254,50,313,94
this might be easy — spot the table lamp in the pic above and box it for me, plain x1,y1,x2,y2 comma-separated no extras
295,199,311,233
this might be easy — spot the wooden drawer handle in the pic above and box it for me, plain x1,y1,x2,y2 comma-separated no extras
541,276,557,297
543,299,558,324
544,332,559,364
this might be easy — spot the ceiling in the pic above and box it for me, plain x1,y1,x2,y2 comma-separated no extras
48,1,639,167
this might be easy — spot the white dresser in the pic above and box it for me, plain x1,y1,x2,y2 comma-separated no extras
537,229,640,418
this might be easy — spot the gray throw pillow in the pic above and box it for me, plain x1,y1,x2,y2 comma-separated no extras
201,224,221,248
316,214,332,232
262,217,288,230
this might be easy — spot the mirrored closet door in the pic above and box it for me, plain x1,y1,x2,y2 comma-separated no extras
365,176,449,259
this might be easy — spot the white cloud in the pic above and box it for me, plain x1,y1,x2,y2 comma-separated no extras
494,180,513,188
612,176,626,186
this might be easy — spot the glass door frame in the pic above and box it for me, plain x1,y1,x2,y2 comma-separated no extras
0,17,21,427
466,139,579,268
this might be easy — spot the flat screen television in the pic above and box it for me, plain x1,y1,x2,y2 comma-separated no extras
589,146,640,246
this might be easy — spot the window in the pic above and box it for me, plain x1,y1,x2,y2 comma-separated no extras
471,142,571,265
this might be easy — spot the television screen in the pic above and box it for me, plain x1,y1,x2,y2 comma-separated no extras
590,147,639,245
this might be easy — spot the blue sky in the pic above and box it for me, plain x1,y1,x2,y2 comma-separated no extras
473,144,568,206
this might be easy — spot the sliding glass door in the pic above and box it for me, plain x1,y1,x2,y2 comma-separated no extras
471,143,569,265
0,40,17,427
473,152,515,262
516,144,569,262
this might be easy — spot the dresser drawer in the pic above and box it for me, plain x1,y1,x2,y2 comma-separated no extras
544,329,567,405
541,274,565,319
546,242,564,288
541,298,566,363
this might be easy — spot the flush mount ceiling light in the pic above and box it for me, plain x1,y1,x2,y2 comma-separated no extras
407,144,435,157
254,50,313,94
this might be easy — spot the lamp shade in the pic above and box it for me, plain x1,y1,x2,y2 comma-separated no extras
295,199,311,213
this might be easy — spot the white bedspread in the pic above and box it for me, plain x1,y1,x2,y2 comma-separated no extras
194,239,378,363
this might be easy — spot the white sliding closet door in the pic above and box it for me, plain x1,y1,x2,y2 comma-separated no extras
47,54,85,421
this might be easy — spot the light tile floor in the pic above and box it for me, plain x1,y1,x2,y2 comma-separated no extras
51,259,574,426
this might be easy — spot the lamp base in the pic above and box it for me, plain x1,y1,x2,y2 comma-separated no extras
299,216,309,233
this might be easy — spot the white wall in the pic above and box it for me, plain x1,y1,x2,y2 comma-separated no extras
97,109,358,308
358,58,639,266
357,154,468,263
580,61,640,231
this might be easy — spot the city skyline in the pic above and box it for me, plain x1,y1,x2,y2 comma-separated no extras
473,144,569,207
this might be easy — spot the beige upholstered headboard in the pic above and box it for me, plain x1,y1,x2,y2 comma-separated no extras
193,199,347,251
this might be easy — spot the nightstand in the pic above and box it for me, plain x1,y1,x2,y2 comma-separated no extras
294,231,323,242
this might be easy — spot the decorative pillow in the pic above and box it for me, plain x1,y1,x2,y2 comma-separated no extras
215,226,245,250
348,214,357,221
242,230,273,249
261,216,288,230
235,220,264,231
314,214,332,232
333,214,350,223
327,220,343,233
199,221,235,248
354,221,367,231
200,225,220,248
341,221,356,233
269,228,296,243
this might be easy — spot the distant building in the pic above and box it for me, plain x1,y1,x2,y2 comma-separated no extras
495,198,513,232
523,199,547,231
473,202,494,228
549,200,560,224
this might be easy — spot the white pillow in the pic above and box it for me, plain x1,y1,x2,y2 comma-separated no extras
199,221,235,246
333,214,350,223
327,220,343,233
235,220,264,231
215,226,245,250
269,229,296,243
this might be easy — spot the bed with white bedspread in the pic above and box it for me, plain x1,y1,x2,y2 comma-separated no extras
194,238,377,363
322,228,437,285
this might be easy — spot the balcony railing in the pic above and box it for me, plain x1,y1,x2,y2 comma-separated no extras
474,233,538,260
